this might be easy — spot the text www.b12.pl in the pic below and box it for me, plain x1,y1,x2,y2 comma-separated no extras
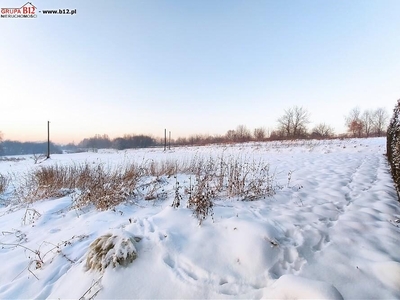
41,9,77,15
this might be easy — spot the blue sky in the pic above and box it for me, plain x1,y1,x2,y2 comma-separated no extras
1,0,400,144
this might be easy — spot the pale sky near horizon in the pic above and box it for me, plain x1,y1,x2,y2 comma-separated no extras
1,0,400,144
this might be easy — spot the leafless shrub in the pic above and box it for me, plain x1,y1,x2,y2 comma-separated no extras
0,173,9,194
225,156,246,197
187,175,215,225
32,153,46,164
185,154,204,175
137,176,167,201
22,207,41,225
79,275,103,300
241,160,278,200
1,235,87,281
171,176,183,208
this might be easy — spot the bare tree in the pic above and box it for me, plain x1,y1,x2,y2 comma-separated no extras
277,107,294,137
235,125,252,142
373,108,389,136
225,130,236,142
350,121,364,138
345,107,363,137
361,110,374,137
277,106,310,139
311,123,334,139
292,106,310,138
253,127,267,141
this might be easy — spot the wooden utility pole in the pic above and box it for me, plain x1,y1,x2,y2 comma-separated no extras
47,121,50,158
164,129,167,151
169,131,171,150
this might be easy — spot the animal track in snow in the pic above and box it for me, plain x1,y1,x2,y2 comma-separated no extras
162,253,205,284
312,233,330,252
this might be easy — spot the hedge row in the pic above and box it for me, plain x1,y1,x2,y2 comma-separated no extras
387,99,400,197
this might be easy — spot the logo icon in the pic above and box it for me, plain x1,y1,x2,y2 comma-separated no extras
1,2,37,18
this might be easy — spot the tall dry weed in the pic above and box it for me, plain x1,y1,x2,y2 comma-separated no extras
14,154,281,214
0,173,9,194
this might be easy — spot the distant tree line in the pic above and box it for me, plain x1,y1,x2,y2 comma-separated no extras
172,106,389,146
112,135,155,150
0,105,391,154
270,106,388,140
77,134,156,150
65,106,391,150
0,140,62,156
344,107,389,138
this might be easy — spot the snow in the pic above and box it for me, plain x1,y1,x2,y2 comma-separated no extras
0,137,399,299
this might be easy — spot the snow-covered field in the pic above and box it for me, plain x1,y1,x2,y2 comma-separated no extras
1,137,400,299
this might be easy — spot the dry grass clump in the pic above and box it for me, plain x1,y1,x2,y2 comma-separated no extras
183,154,279,223
33,165,73,197
16,163,142,210
225,157,278,200
146,159,180,177
74,163,141,210
85,233,138,272
15,165,73,204
15,165,79,203
14,153,281,216
186,154,279,200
